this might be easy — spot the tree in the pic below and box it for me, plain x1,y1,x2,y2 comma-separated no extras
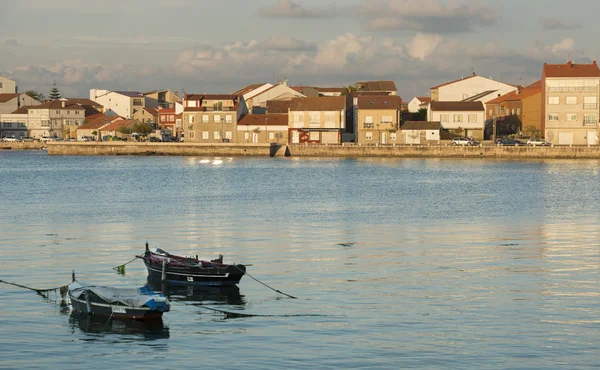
340,85,357,96
25,90,45,102
524,125,541,139
49,82,61,100
411,108,427,121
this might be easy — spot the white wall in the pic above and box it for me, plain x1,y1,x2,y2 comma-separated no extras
428,109,485,130
0,76,17,94
90,90,133,118
408,97,425,113
437,76,517,102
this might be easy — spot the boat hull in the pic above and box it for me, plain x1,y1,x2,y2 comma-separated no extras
70,295,164,320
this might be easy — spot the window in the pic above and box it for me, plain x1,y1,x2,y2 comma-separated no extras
548,96,559,105
202,131,209,139
169,115,174,121
566,96,577,105
364,116,373,129
225,131,232,140
548,113,559,121
225,115,232,123
189,115,194,124
584,114,597,125
511,109,515,115
381,116,393,123
189,131,195,139
161,115,166,122
468,114,477,123
202,115,209,123
309,132,319,141
566,113,577,122
440,114,449,123
517,108,521,115
214,131,220,139
584,96,597,109
325,112,335,123
453,114,463,123
244,132,249,140
365,132,372,140
5,122,12,128
56,110,60,114
390,132,397,140
269,132,274,140
133,98,143,106
214,115,221,123
309,112,320,125
294,113,304,122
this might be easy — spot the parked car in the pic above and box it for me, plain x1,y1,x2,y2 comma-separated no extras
21,136,36,142
452,137,479,146
527,138,551,146
2,136,19,142
496,138,526,146
40,136,60,142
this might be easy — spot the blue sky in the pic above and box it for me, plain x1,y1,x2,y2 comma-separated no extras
0,0,597,99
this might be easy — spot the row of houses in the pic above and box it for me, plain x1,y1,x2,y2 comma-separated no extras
1,59,598,145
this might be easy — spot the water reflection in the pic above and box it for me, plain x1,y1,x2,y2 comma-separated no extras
69,312,170,340
147,279,246,306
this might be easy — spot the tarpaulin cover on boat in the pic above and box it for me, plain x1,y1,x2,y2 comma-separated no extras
69,281,170,311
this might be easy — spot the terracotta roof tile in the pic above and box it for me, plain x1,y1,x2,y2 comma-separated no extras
266,100,292,113
543,61,600,78
237,114,289,126
356,80,397,92
486,82,541,104
431,74,478,89
0,93,19,103
29,100,86,110
289,96,345,111
65,98,103,108
417,96,431,103
429,101,484,111
357,96,402,110
104,119,134,131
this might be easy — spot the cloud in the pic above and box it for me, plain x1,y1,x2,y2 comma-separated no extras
358,0,498,33
5,39,19,46
540,17,582,30
258,36,316,52
407,33,442,60
551,38,576,54
258,0,340,18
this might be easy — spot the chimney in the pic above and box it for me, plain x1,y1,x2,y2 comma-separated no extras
567,60,573,67
61,101,65,108
594,59,597,66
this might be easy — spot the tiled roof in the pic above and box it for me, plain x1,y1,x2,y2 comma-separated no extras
543,61,600,78
266,100,292,113
429,101,484,111
351,91,391,97
65,98,103,108
0,93,19,103
232,84,267,96
461,90,498,102
356,80,397,92
158,108,176,114
357,96,402,110
78,117,115,130
289,96,345,111
486,82,542,104
10,105,33,114
142,107,159,115
28,100,86,110
315,87,345,93
237,114,289,126
186,94,235,100
104,119,135,131
113,91,144,98
401,121,441,130
416,96,431,103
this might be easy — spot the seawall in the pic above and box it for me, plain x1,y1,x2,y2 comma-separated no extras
30,142,600,159
1,142,45,150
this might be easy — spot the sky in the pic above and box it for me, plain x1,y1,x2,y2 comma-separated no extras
0,0,597,99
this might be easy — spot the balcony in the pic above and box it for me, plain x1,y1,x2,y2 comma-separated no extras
584,103,598,109
363,122,373,129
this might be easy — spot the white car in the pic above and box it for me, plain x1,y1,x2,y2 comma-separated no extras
527,138,551,146
452,137,479,146
2,136,19,142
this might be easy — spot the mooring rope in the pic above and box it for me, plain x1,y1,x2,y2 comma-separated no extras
234,265,297,299
112,256,140,273
0,279,69,299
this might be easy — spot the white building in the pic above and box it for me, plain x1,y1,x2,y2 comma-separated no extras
90,89,145,118
428,101,485,140
430,73,518,103
0,75,17,94
0,93,41,115
407,96,431,113
0,106,29,139
27,100,85,138
243,83,305,113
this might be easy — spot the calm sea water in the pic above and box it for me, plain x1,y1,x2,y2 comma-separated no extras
1,151,599,369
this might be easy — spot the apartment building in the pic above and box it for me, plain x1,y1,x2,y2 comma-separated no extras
288,97,345,144
542,61,600,145
90,89,145,118
355,96,402,145
182,94,247,143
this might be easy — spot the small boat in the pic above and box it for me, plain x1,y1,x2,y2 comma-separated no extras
68,272,170,321
138,243,246,287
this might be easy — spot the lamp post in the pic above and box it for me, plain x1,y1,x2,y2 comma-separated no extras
266,116,268,143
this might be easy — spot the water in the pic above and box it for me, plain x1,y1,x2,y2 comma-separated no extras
1,151,599,369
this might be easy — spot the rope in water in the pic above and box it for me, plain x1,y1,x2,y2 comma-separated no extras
233,265,297,299
112,256,139,272
0,279,69,298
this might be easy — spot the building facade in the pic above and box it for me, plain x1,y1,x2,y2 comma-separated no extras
28,101,85,138
237,114,289,144
542,61,600,145
0,75,17,94
428,101,485,140
90,89,145,118
430,73,517,103
0,93,40,115
288,97,345,144
182,94,247,143
355,96,402,145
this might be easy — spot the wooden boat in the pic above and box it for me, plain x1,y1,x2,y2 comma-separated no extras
138,243,246,287
68,273,170,321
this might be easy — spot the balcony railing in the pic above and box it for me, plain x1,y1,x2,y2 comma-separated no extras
584,103,598,109
363,122,373,129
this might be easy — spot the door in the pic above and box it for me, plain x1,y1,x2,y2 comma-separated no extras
381,132,387,144
558,132,573,145
587,131,596,145
292,130,300,144
252,132,259,143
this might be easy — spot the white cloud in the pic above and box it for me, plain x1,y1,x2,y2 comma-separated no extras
407,33,442,60
551,38,576,54
258,36,316,51
359,0,498,33
259,0,340,18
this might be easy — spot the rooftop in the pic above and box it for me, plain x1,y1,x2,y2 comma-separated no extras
237,114,289,126
357,96,402,110
289,96,345,111
543,60,600,78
